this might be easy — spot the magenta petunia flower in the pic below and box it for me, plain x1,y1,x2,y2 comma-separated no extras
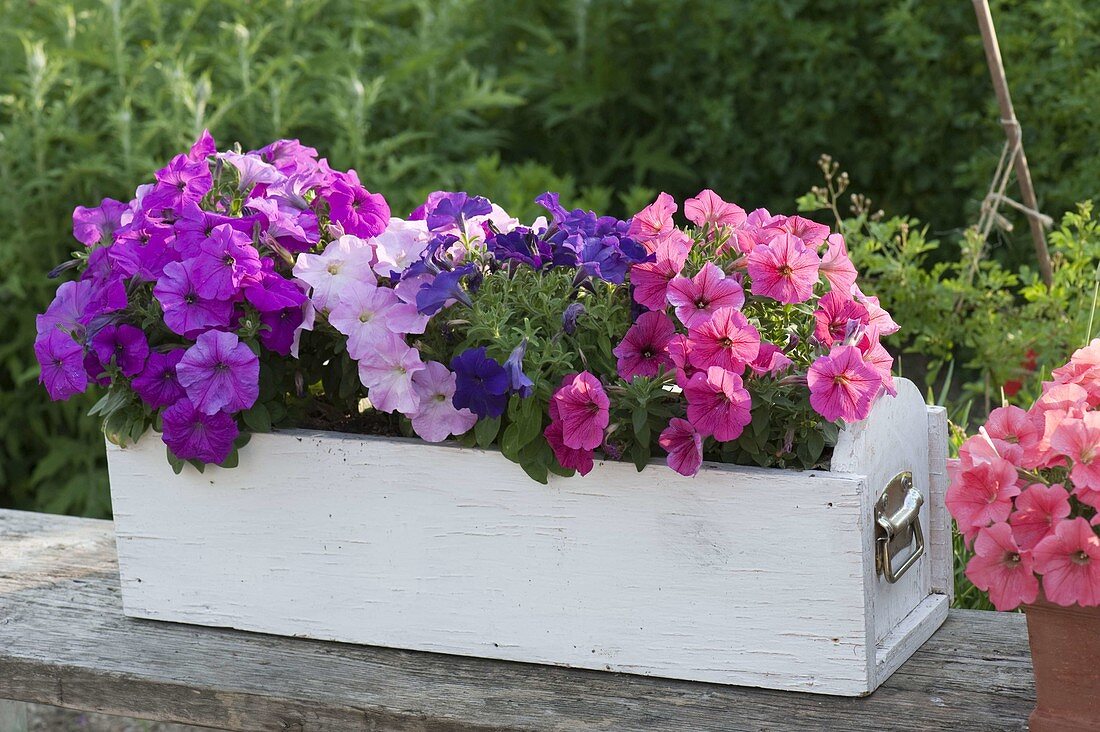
659,418,703,477
357,340,425,414
409,361,477,442
964,522,1039,611
628,192,677,248
813,291,869,346
34,329,88,401
551,372,610,451
328,281,428,361
187,129,217,163
326,171,390,239
683,189,746,228
161,398,239,465
36,279,94,338
131,349,186,409
851,285,900,336
684,367,752,442
72,198,129,247
544,418,595,476
153,260,235,336
190,224,262,300
1032,517,1100,607
819,234,858,295
90,324,150,377
686,307,760,372
630,232,691,311
1009,483,1071,550
244,265,308,313
666,262,746,328
176,331,260,416
806,345,882,422
613,311,676,380
747,232,821,304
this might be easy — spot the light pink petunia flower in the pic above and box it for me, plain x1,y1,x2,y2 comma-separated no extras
1010,483,1072,550
329,281,427,361
747,233,820,304
372,218,430,277
819,233,858,295
684,367,752,442
1051,338,1100,406
1032,517,1100,607
964,522,1039,611
551,372,610,451
357,341,425,414
293,234,376,310
686,307,761,372
409,361,477,442
628,192,677,249
659,417,703,477
806,345,882,423
631,231,692,311
613,311,676,380
684,189,746,228
666,262,746,328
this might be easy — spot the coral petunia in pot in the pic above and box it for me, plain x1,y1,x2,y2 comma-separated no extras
947,339,1100,731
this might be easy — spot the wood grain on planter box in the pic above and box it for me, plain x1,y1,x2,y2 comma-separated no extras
106,377,949,696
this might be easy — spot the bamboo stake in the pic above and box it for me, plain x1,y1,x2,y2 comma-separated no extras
972,0,1053,287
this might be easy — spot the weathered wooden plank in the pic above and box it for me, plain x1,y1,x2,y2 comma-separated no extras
0,509,1033,731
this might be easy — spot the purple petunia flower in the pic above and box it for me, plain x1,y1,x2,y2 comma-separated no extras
451,346,510,418
245,196,319,253
131,349,186,408
259,307,304,356
173,202,258,256
161,398,239,464
72,198,129,247
245,265,308,313
189,224,262,299
176,330,260,416
220,151,283,192
109,222,179,281
153,260,235,336
415,264,476,316
425,192,492,232
34,329,88,401
143,153,213,214
503,339,534,398
253,139,320,176
36,280,95,337
90,324,150,377
325,171,389,239
187,129,217,163
562,302,585,335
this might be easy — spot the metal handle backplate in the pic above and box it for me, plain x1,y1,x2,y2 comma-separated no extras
875,471,925,584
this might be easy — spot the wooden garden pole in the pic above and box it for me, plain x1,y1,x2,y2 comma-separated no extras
972,0,1053,287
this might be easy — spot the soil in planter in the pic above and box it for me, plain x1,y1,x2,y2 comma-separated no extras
296,404,405,437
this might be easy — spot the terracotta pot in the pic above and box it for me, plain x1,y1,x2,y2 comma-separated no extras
1024,595,1100,732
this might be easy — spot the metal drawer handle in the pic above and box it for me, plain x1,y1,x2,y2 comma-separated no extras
875,471,925,584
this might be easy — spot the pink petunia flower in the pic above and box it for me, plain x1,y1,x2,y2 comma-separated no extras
293,234,377,311
945,456,1021,538
408,361,477,442
684,189,746,228
813,291,869,346
747,233,820,304
357,340,425,414
985,405,1043,468
544,396,596,476
631,231,692,311
1010,483,1072,550
686,307,761,372
851,285,900,336
668,333,700,388
749,341,793,377
613,311,676,380
1032,517,1100,607
666,262,746,328
964,522,1039,611
684,367,752,442
328,281,428,361
819,234,858,295
628,192,677,249
1050,411,1100,504
1051,338,1100,406
764,215,831,247
659,417,703,477
372,218,431,277
806,345,882,423
855,328,896,397
551,372,610,451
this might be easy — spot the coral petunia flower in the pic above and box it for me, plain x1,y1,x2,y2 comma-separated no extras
1032,517,1100,607
806,345,882,423
684,366,752,442
631,231,692,311
945,455,1021,536
551,372,610,451
686,307,760,372
1010,483,1072,550
747,232,820,304
683,189,746,228
666,262,746,328
964,522,1039,611
659,417,703,477
613,311,676,380
1050,412,1100,504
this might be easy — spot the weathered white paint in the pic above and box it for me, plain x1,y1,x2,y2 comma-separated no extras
106,377,949,696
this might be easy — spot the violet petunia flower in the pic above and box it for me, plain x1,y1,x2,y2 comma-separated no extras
415,265,476,316
90,324,150,377
36,280,95,337
131,349,186,408
451,347,510,418
72,198,129,247
173,202,258,256
161,398,239,465
34,329,88,401
190,224,262,300
503,340,534,398
259,306,305,357
562,302,585,335
143,153,213,214
176,330,260,416
425,192,492,232
153,260,235,336
244,264,308,313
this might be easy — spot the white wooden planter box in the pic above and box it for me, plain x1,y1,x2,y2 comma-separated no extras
106,378,951,696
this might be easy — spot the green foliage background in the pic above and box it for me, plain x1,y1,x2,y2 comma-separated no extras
1,0,1097,516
